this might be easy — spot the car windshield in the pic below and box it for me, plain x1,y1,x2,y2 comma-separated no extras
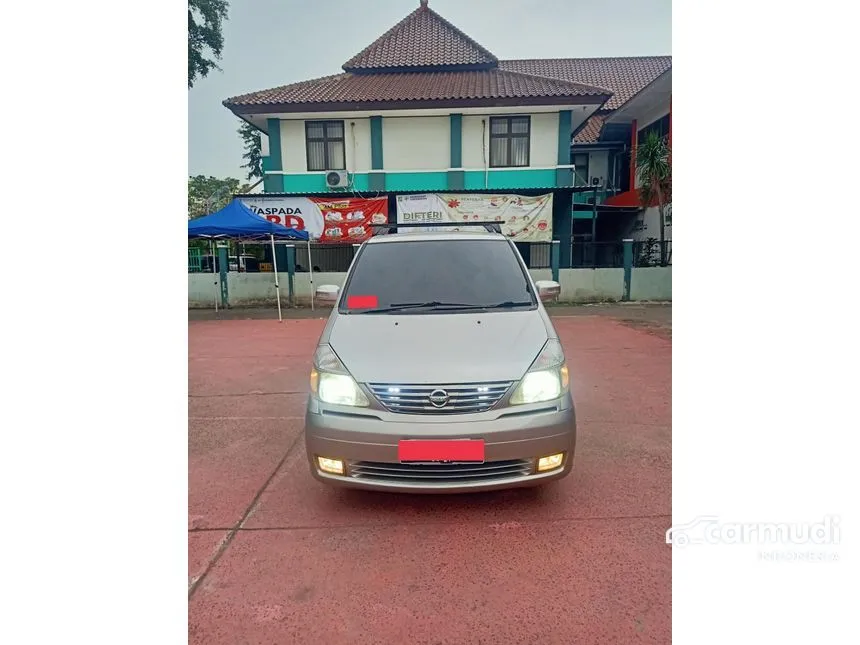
339,239,536,314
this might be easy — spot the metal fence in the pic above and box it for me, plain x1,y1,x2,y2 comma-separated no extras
633,240,672,267
517,242,552,269
189,240,671,274
571,241,625,268
299,243,357,273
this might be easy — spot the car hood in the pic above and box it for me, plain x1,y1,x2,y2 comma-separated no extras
328,311,549,384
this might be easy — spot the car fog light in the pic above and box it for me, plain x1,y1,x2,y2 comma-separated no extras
317,457,345,475
537,453,564,472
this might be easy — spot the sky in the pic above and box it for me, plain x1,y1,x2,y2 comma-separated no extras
188,0,672,182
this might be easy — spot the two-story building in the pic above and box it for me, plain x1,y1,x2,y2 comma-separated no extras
572,65,672,247
223,0,670,267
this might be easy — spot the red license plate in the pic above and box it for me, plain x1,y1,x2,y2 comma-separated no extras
398,439,485,463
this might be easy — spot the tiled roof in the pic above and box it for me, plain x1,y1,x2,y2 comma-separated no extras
573,113,605,143
342,2,497,72
224,69,610,111
499,56,671,110
224,3,669,122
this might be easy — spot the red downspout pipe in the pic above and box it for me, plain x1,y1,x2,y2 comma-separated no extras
629,119,638,191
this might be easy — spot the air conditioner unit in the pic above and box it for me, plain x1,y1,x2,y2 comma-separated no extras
590,176,603,187
325,170,349,188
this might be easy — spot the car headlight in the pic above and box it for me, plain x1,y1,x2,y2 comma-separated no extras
510,339,569,405
310,344,369,407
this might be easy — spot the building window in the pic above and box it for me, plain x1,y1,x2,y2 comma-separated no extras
637,114,670,146
489,116,530,167
573,154,590,187
306,120,345,171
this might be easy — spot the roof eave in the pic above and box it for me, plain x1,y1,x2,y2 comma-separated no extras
224,94,610,116
603,68,672,125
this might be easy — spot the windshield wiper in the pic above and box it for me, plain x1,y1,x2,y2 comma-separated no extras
479,300,534,310
356,301,473,314
354,300,533,314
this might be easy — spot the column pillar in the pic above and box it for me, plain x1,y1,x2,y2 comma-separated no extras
263,118,283,193
551,240,560,283
285,244,296,306
629,119,638,191
217,243,229,307
448,113,464,190
622,238,633,301
556,110,573,187
369,116,385,191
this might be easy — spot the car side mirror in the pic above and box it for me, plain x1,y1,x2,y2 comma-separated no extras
535,280,561,303
315,284,340,304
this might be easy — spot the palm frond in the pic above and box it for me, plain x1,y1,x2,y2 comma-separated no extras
636,131,671,208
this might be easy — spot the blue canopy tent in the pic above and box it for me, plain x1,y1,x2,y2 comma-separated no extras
188,199,311,320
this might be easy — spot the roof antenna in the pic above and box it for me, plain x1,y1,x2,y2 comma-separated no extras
419,0,428,7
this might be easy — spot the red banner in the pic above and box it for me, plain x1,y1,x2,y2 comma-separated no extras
313,197,388,243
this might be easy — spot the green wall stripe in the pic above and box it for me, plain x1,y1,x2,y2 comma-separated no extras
463,168,556,190
266,118,282,171
263,174,283,193
274,173,371,194
370,116,383,170
267,168,559,194
450,114,463,168
447,169,465,191
369,172,385,191
385,172,448,192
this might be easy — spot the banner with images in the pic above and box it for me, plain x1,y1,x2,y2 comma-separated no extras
314,197,389,243
396,193,553,241
240,196,388,242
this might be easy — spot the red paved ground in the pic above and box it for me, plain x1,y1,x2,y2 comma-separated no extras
188,315,671,644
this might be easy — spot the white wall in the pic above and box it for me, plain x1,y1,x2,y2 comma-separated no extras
382,116,449,170
588,150,609,186
462,112,559,170
462,115,486,169
630,266,671,301
624,206,672,242
276,118,372,173
190,266,671,307
189,274,220,306
346,118,372,172
280,120,306,172
529,112,559,167
273,110,566,174
558,268,624,302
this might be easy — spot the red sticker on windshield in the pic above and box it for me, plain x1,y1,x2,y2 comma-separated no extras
346,294,378,309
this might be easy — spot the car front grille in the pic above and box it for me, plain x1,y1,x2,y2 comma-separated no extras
348,459,533,484
367,381,513,414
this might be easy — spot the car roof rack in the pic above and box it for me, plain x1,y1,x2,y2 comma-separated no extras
369,221,503,235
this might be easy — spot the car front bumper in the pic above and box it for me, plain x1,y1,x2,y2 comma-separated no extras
304,396,576,494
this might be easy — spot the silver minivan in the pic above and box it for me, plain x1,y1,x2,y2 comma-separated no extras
305,226,576,493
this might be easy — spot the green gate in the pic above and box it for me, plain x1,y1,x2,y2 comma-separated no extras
188,247,203,273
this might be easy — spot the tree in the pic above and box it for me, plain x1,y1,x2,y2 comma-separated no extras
238,120,263,181
636,131,672,266
188,175,251,220
188,0,229,88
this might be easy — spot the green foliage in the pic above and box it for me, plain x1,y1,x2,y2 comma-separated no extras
635,131,672,265
188,175,251,219
636,131,671,208
238,121,263,181
188,0,229,88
